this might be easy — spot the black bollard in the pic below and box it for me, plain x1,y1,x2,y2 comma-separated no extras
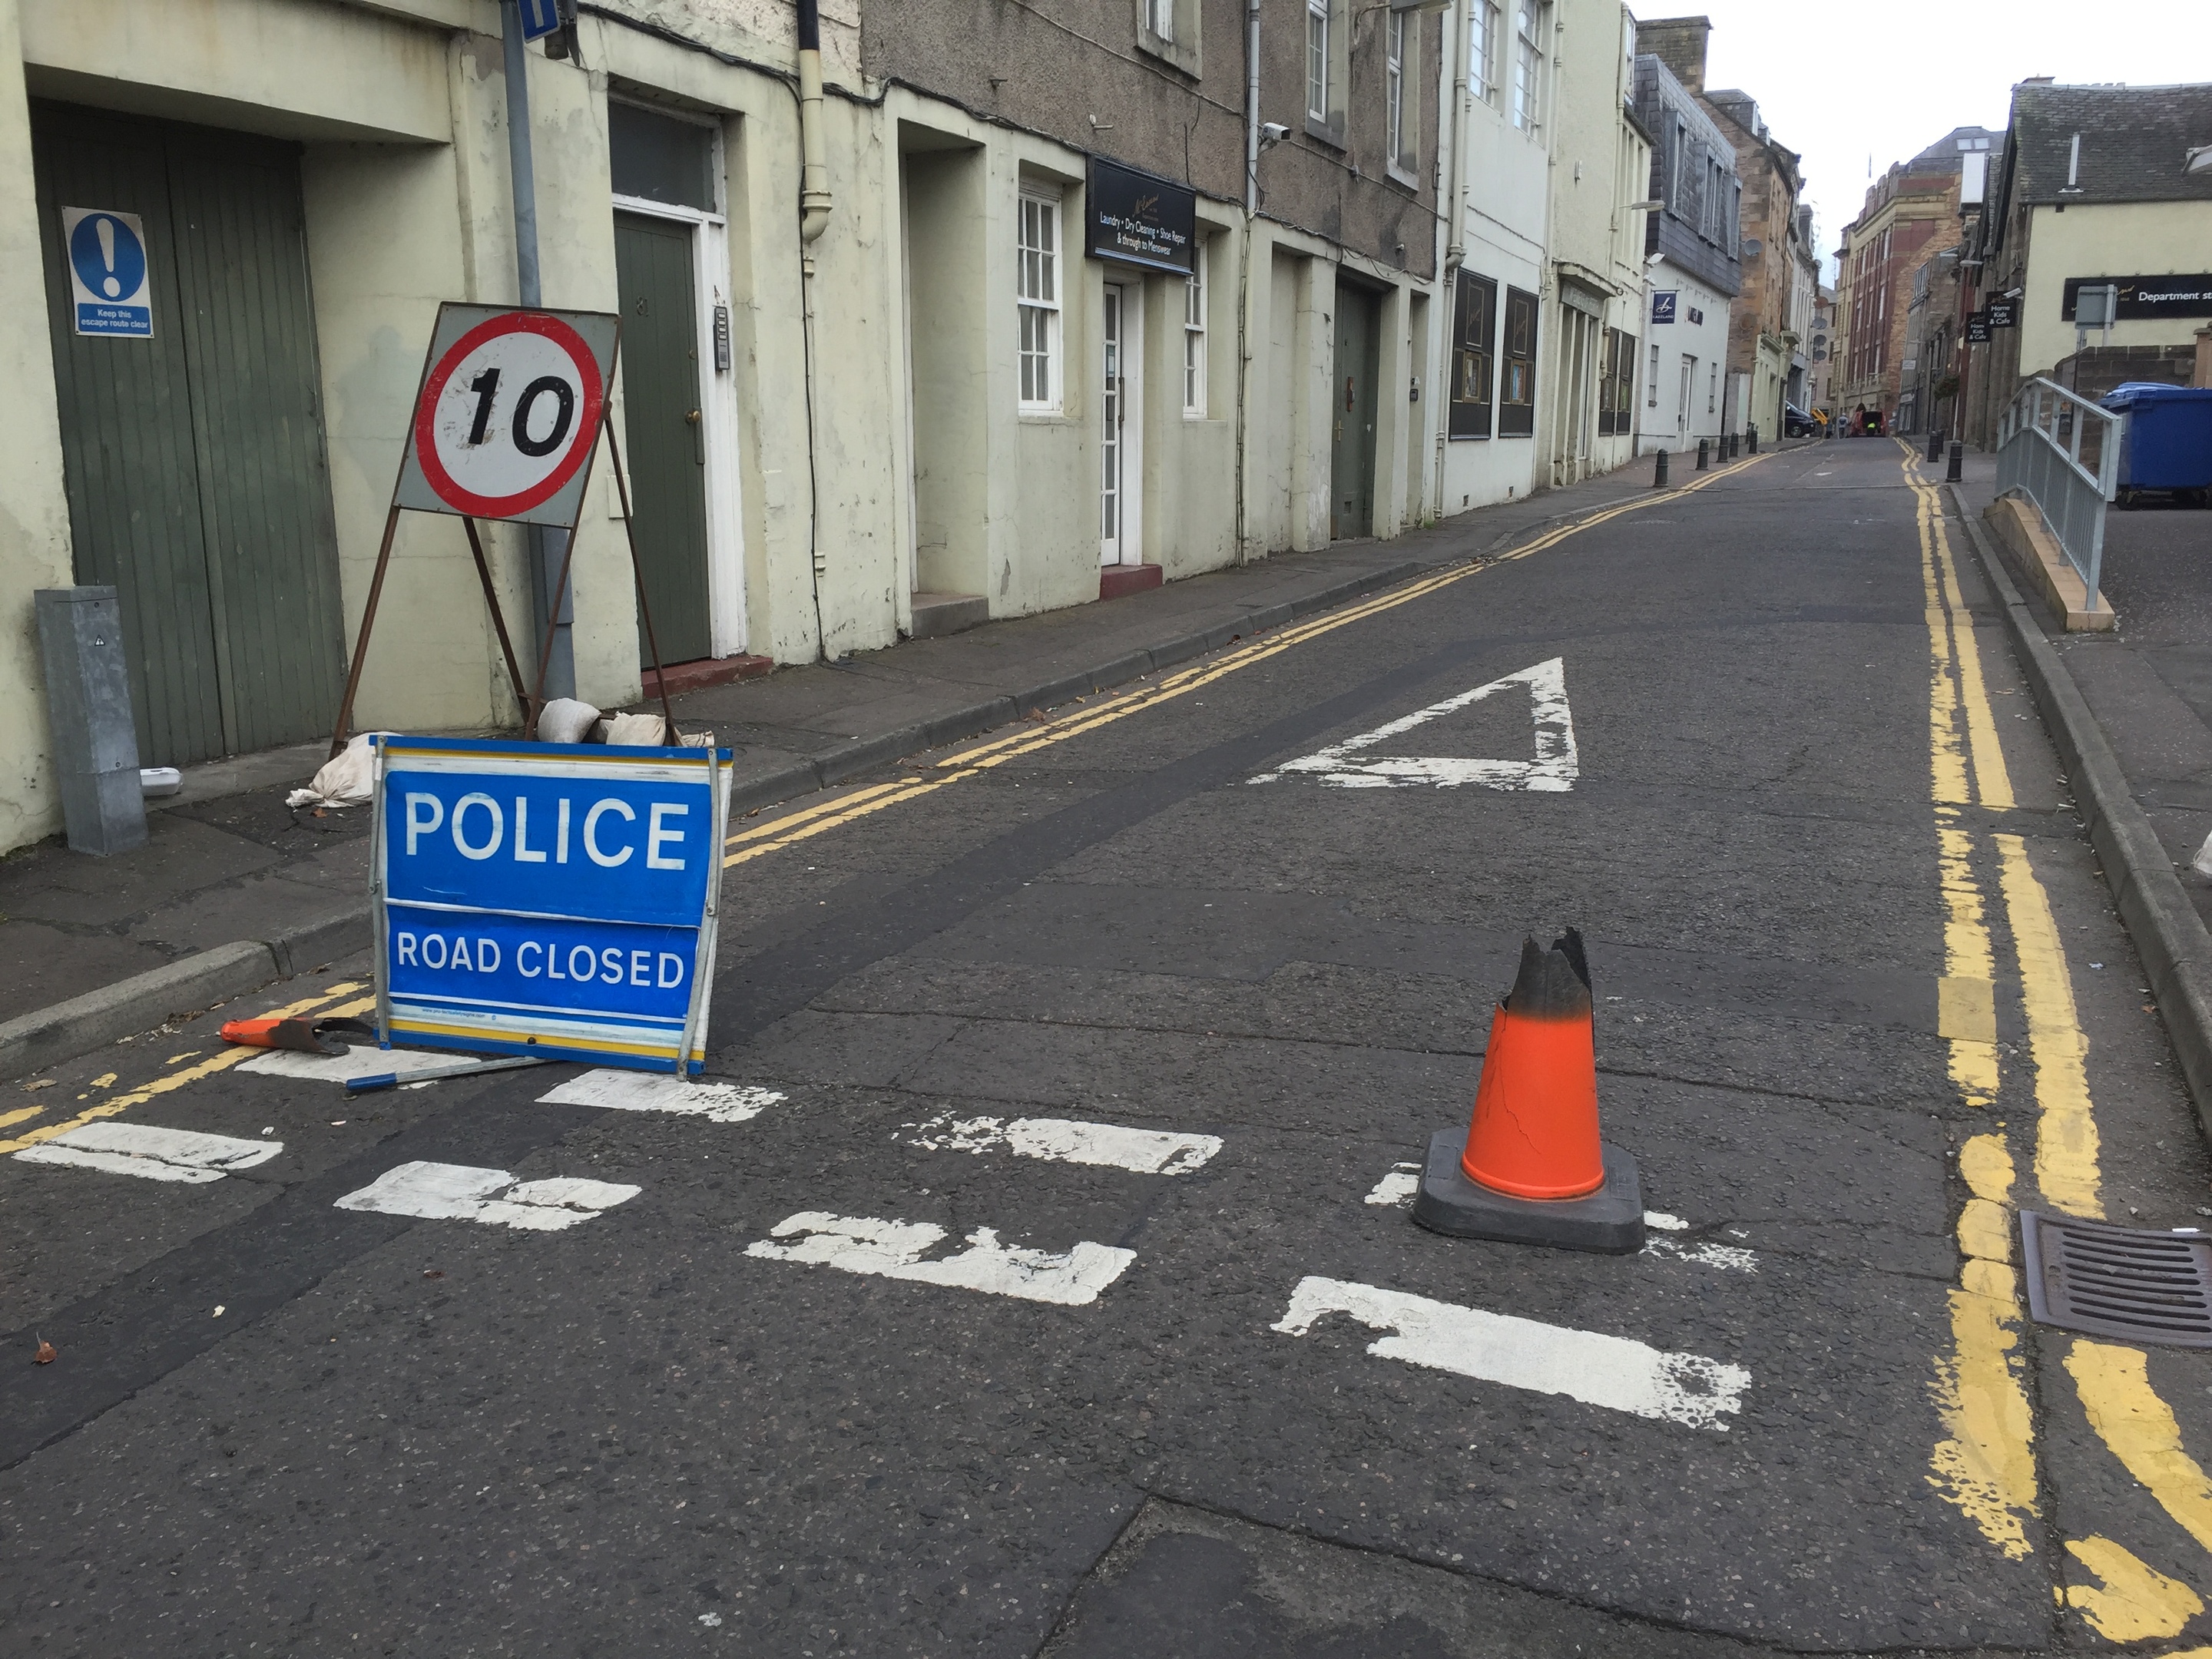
1947,440,1964,483
1697,437,1710,471
1927,429,1943,462
1747,424,1759,455
1654,449,1670,488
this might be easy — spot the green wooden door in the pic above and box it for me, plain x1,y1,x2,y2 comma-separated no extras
613,211,712,664
1330,286,1380,541
33,104,345,766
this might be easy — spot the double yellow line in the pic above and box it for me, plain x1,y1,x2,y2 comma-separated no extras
724,453,1772,870
1906,442,2212,1640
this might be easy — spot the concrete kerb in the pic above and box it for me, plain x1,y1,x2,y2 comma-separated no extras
0,909,372,1084
1946,482,2212,1138
0,547,1473,1084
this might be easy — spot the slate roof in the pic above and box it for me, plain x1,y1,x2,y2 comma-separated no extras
2005,82,2212,205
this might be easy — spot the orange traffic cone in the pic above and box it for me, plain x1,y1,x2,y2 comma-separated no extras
218,1015,376,1057
1410,929,1644,1253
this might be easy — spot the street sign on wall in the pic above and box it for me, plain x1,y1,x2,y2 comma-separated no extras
1084,157,1196,276
1651,291,1677,325
394,303,619,527
1966,311,1992,344
373,737,731,1073
516,0,563,40
63,207,153,337
1984,296,2018,329
2062,275,2212,322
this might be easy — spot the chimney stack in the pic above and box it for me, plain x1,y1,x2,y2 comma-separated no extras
1635,15,1711,95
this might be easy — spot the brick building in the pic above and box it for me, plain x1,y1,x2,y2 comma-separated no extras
1830,128,1996,434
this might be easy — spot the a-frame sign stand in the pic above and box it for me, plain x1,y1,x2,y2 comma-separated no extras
327,302,680,758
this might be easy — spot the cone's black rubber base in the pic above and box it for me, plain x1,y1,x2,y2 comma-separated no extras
1410,1129,1645,1254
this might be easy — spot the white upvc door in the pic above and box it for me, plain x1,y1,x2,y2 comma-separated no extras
1101,281,1144,565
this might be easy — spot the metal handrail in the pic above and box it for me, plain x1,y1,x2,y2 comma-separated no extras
1994,376,2124,612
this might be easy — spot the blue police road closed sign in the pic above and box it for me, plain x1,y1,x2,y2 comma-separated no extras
63,207,153,337
373,737,733,1074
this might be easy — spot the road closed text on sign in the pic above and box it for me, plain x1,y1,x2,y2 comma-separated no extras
395,303,619,527
374,737,731,1073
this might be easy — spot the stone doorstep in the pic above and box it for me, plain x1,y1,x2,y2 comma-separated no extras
1982,494,2117,632
640,654,775,700
1099,562,1164,601
906,593,990,641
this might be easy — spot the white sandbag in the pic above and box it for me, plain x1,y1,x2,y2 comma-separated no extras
2195,830,2212,879
284,732,392,810
601,710,667,747
536,697,601,745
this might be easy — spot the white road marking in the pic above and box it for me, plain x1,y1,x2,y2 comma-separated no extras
1271,1276,1750,1431
1365,1163,1421,1205
747,1211,1134,1306
15,1122,282,1184
538,1069,784,1123
1247,657,1578,792
1643,1237,1758,1272
902,1112,1220,1174
334,1161,639,1230
240,1045,467,1084
1644,1210,1690,1230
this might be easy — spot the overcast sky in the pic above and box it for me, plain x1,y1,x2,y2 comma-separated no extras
1651,1,2212,281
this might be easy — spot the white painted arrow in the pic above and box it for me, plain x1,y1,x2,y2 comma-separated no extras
1247,657,1578,791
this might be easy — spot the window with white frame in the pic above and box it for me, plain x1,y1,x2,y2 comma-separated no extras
1146,0,1173,41
1647,341,1660,407
1017,189,1061,412
1511,2,1544,133
1387,12,1406,164
1184,242,1207,416
1306,0,1331,124
1469,0,1499,104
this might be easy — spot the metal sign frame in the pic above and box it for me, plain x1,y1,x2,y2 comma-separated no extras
371,735,732,1073
327,302,684,756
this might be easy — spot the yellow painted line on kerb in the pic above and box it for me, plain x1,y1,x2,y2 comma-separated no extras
1916,437,2038,1562
0,982,371,1155
1903,444,2209,1633
723,453,1773,869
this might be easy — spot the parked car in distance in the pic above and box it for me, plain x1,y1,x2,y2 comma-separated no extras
1784,404,1816,438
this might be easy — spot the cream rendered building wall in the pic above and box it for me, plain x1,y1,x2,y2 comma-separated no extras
2019,200,2212,378
1635,260,1730,454
1535,0,1646,488
0,0,75,854
1435,3,1548,518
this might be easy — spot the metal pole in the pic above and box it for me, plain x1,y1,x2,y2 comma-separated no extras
502,0,574,702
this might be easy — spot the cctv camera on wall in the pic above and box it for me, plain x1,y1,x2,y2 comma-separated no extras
1259,122,1290,151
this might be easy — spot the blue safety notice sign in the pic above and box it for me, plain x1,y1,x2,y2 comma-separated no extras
64,207,153,338
373,737,732,1073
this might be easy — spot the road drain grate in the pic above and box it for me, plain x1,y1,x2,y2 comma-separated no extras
2020,1210,2212,1348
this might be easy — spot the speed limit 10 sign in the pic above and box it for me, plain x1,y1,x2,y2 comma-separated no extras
395,303,621,527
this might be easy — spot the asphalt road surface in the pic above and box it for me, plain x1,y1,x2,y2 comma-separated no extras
5,439,2210,1657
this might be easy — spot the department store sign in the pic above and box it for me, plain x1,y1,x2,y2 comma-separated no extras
1085,157,1196,276
2062,275,2212,321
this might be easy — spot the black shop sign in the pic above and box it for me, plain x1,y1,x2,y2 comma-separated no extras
1965,311,1992,343
2062,275,2212,321
1084,157,1196,276
1984,296,2018,329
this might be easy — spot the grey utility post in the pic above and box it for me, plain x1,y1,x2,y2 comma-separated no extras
503,0,575,701
35,587,147,856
